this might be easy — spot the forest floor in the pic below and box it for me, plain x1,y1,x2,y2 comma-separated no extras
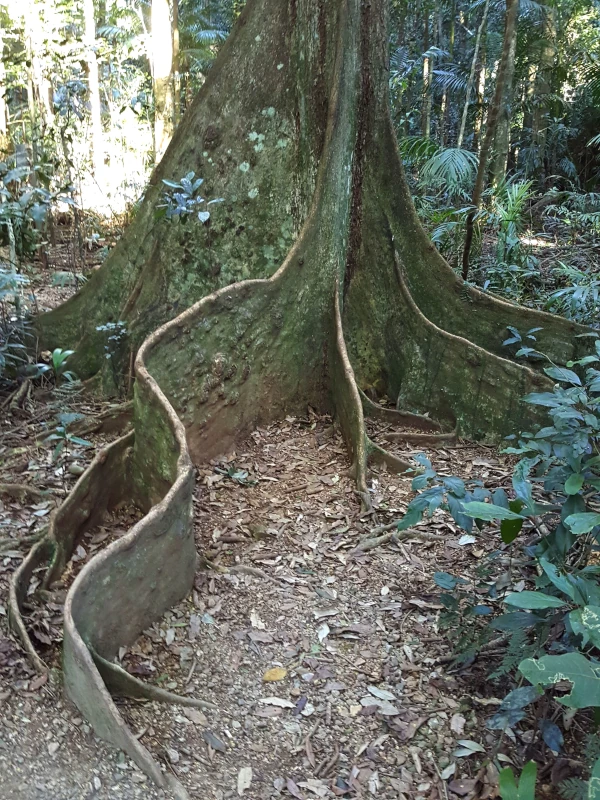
0,222,591,799
0,407,584,800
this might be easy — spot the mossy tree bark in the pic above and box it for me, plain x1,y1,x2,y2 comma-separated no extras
18,0,591,795
38,0,585,424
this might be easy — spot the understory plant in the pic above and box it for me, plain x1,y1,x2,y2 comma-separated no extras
397,338,600,796
546,261,600,326
157,172,224,223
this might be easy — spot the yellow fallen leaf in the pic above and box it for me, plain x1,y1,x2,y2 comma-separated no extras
263,667,287,682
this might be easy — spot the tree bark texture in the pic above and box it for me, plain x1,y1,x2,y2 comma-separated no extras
14,2,591,795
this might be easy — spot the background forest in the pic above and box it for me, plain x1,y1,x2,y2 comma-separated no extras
2,2,600,800
1,0,599,325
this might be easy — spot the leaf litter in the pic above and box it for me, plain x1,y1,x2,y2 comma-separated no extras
0,410,592,797
113,414,549,800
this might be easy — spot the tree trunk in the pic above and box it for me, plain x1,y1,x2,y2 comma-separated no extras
83,0,104,180
19,2,590,795
439,0,455,148
421,7,432,138
151,0,175,161
532,3,556,182
490,0,519,183
462,0,520,277
172,0,181,127
457,0,489,149
473,55,486,152
0,24,7,144
23,0,52,172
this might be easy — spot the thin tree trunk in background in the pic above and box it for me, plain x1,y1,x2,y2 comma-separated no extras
421,7,432,138
23,0,51,173
172,0,181,127
491,0,519,183
151,0,175,162
532,4,556,182
439,0,455,147
473,57,486,152
457,0,489,148
83,0,104,181
522,62,536,134
462,0,520,278
0,25,7,143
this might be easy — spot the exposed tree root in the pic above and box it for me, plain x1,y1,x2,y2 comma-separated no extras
1,378,31,410
381,429,457,446
9,537,54,674
0,483,52,502
0,528,47,554
71,401,133,436
367,440,412,473
332,282,371,510
91,649,218,710
359,389,442,433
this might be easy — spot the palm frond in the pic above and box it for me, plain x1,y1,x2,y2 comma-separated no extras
431,67,469,94
421,147,479,188
399,135,440,165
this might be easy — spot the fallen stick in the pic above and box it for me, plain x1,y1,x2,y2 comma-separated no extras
353,527,444,553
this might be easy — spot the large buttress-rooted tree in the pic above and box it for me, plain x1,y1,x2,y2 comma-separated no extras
11,1,588,796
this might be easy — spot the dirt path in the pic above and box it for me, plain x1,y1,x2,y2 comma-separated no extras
1,415,568,799
112,417,506,799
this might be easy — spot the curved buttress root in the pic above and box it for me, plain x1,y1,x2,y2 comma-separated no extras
331,282,371,510
91,649,217,710
359,389,442,433
382,429,457,447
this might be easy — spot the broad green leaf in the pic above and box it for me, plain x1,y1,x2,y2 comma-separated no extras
565,473,585,495
498,767,518,800
523,392,564,408
433,572,458,590
442,476,465,497
501,498,525,543
565,513,600,535
462,502,525,522
544,366,581,386
501,517,523,544
504,591,566,610
396,505,423,531
570,606,600,648
68,436,92,448
491,611,545,631
519,652,600,708
539,720,563,752
517,761,537,800
539,558,576,600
